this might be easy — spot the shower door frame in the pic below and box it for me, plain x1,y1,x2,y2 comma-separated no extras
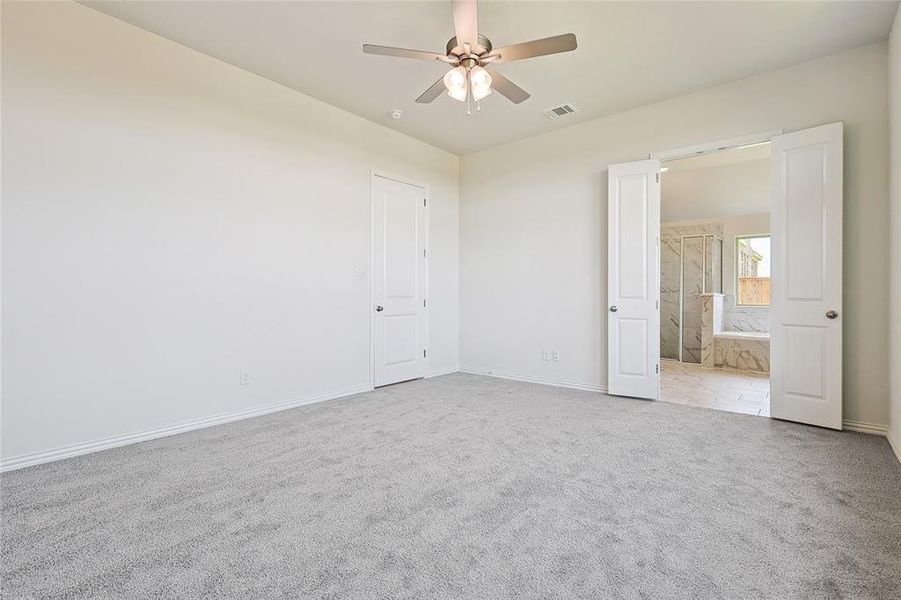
675,233,723,363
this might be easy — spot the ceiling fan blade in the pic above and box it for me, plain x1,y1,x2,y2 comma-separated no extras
416,75,448,104
362,44,449,62
452,0,478,50
488,70,530,104
489,33,577,64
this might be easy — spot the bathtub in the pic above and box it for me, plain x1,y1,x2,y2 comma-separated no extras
714,331,770,342
713,331,769,373
701,295,770,373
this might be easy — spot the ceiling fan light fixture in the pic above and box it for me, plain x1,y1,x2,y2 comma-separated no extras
472,86,492,102
363,1,577,110
470,66,492,101
443,66,467,90
447,86,468,102
443,66,468,102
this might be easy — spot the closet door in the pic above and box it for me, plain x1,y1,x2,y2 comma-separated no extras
371,175,428,387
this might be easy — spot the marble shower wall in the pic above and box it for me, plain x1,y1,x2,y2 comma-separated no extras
701,294,724,367
681,236,705,362
704,237,723,294
660,234,682,360
660,223,724,362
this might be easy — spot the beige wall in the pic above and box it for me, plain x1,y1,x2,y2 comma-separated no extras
2,1,897,467
1,2,460,465
889,6,901,459
662,158,770,222
461,43,890,428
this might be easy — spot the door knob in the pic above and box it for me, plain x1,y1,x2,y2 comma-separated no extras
376,305,384,312
610,306,618,313
826,310,838,320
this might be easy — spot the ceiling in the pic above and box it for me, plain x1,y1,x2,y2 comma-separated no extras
83,1,899,155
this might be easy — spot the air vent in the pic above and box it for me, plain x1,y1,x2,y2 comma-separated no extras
542,103,578,120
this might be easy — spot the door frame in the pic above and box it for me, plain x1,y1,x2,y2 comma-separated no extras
649,129,783,162
369,169,430,389
649,129,782,397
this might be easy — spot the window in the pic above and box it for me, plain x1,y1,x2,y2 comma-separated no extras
735,235,771,305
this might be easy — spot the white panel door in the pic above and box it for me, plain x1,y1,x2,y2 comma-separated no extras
371,175,427,387
607,160,661,400
770,123,843,429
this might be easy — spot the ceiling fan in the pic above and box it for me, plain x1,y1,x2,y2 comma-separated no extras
362,0,577,113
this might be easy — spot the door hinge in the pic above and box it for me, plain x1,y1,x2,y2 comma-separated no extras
423,349,427,358
423,248,427,258
423,299,427,307
656,172,659,183
656,364,659,374
423,198,427,207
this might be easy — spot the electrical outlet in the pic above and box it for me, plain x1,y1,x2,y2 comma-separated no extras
552,351,560,362
542,349,550,361
240,369,250,385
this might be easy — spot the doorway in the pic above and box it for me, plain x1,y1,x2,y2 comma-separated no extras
658,143,772,417
606,123,844,430
370,173,428,388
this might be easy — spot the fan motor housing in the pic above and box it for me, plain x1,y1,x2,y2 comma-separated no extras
446,34,492,59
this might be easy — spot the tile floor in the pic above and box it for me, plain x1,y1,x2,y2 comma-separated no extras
660,360,770,417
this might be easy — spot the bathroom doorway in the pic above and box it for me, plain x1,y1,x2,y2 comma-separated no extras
658,142,772,417
608,123,843,428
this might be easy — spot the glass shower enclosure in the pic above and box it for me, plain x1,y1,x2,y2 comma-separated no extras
660,233,723,363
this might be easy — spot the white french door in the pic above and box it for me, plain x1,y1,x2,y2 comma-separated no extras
371,174,427,387
607,159,661,400
770,123,843,429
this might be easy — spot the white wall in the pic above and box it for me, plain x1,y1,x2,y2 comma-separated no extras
889,6,901,459
0,2,460,465
461,43,890,428
662,158,770,222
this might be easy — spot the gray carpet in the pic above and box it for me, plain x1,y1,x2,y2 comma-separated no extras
2,373,900,599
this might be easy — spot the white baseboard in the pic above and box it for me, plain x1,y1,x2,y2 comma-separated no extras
0,385,373,473
6,374,893,472
842,419,889,435
426,366,460,378
460,366,607,393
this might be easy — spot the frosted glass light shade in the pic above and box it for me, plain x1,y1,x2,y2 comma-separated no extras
469,66,492,101
443,66,467,102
